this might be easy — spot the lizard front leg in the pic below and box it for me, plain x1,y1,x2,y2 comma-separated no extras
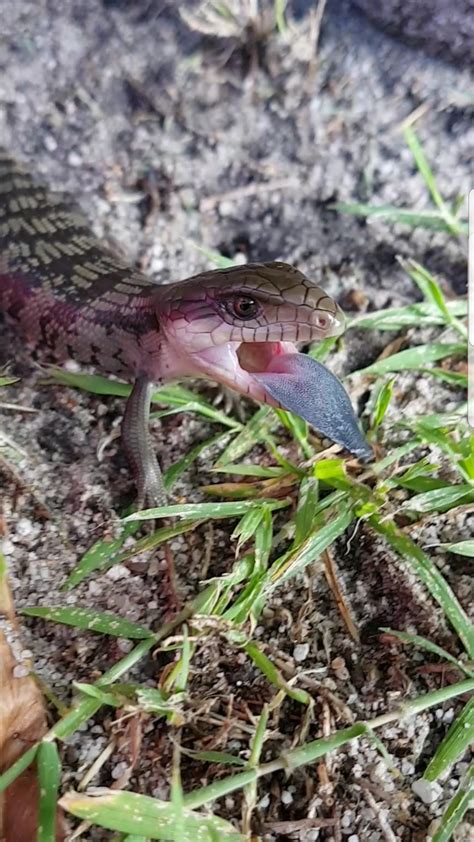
122,376,166,509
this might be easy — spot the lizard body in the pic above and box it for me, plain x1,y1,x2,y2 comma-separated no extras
0,150,371,506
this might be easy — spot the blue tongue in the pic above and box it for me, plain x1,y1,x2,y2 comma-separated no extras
254,353,373,462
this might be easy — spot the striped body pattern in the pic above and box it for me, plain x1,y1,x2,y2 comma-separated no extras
0,150,163,379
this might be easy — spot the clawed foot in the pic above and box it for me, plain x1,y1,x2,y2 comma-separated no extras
135,463,168,513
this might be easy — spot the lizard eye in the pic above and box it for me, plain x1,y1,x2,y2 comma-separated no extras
226,296,260,320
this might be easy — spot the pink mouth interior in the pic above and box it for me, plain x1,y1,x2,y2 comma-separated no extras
237,341,295,374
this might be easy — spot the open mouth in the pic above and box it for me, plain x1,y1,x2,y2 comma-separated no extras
236,341,293,374
192,340,374,463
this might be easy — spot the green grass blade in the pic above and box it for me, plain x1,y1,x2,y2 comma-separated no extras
215,406,275,465
183,768,259,810
274,408,312,458
419,368,468,387
169,625,192,694
370,377,395,430
393,456,442,486
351,300,467,331
248,707,269,767
369,517,474,658
72,683,128,708
331,201,466,234
180,748,246,767
184,240,236,269
254,506,273,569
244,641,311,705
170,754,185,841
435,540,474,557
213,463,285,478
164,431,230,489
401,484,474,514
183,727,367,811
284,723,377,772
408,422,471,483
269,500,354,586
274,0,288,34
151,401,242,430
372,442,421,473
231,506,265,549
123,499,289,523
50,638,157,742
62,517,140,589
355,343,466,376
423,699,474,782
65,519,203,589
293,475,319,545
431,764,474,842
59,790,244,840
0,745,38,793
49,368,131,396
381,629,474,678
308,336,338,361
401,258,468,339
49,369,242,429
243,705,269,829
136,687,184,716
37,741,61,842
403,126,461,237
22,606,155,639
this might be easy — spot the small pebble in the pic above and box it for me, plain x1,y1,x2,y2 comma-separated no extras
43,134,58,152
412,778,443,804
281,790,293,805
293,643,310,662
16,518,33,538
106,564,131,581
111,761,128,780
401,760,415,776
218,200,234,217
2,539,14,556
67,150,82,167
341,810,354,828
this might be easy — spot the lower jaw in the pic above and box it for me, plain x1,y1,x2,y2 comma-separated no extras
189,340,373,463
198,341,298,405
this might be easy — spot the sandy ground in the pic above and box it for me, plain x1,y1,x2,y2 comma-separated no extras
0,1,472,840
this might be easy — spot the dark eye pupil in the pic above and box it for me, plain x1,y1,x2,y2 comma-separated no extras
233,297,258,318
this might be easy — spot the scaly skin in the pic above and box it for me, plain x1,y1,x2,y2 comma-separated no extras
0,149,367,507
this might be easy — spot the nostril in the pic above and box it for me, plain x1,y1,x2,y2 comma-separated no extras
316,314,329,328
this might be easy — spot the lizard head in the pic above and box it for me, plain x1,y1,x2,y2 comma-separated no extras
154,261,372,461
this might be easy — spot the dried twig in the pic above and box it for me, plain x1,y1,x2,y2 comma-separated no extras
200,177,298,212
